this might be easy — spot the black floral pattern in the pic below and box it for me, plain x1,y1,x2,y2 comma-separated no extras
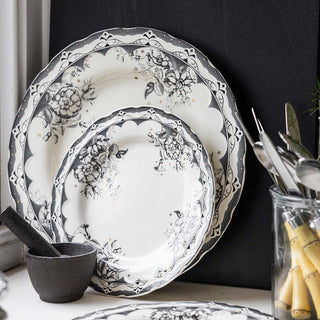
116,47,197,106
37,66,96,143
148,125,195,172
147,49,171,69
150,307,211,320
70,224,124,292
74,160,102,184
95,240,124,286
73,301,273,320
164,66,196,97
49,86,82,118
73,134,128,198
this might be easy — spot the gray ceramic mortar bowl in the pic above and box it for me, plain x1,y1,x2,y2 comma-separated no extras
25,242,96,303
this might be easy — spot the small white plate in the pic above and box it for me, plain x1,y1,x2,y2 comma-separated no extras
51,106,214,296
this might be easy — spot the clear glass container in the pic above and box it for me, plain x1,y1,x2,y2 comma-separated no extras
270,185,320,320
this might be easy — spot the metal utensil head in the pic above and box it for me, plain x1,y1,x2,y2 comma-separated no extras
285,102,301,145
296,158,320,192
258,126,301,196
253,142,274,171
251,108,263,133
279,132,314,159
277,146,298,165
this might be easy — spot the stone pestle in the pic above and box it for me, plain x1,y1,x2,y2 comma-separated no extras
0,206,61,257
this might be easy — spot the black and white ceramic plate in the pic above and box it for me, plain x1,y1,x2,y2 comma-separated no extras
72,302,273,320
8,28,245,273
51,106,214,296
0,272,8,298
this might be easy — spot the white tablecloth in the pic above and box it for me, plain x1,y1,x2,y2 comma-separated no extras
1,265,272,319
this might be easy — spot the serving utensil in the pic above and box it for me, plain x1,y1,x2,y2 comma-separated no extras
279,133,314,160
277,147,298,165
253,141,291,193
236,112,283,189
276,147,298,176
260,131,301,196
277,146,311,198
296,158,320,193
285,102,302,146
253,142,276,174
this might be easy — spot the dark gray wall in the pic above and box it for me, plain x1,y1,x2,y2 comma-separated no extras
50,0,319,290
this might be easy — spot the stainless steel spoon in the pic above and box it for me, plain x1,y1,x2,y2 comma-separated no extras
277,146,299,165
296,158,320,193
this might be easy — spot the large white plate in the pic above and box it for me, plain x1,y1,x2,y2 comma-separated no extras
0,272,7,299
72,302,273,320
51,106,214,296
8,27,245,272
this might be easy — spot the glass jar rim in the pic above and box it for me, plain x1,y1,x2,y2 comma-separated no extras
269,185,320,209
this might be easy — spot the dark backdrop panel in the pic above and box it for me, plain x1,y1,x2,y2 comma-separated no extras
50,0,319,290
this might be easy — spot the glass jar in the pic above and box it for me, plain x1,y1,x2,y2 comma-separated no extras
270,185,320,320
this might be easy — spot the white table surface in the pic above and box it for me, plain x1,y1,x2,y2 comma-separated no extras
1,265,272,319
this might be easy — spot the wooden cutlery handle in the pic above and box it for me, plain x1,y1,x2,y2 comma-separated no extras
276,222,294,310
285,223,311,319
288,223,320,319
291,267,311,319
294,223,320,273
276,270,292,311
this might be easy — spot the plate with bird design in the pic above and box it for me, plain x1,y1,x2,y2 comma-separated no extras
50,106,214,296
8,28,245,277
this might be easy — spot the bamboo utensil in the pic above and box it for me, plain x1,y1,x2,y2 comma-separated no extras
277,101,311,315
277,270,293,311
286,222,320,319
283,211,320,276
285,222,311,319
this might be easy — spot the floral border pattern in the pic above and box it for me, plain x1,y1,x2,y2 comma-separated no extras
73,134,128,199
72,302,273,320
148,123,200,172
36,66,96,144
131,48,197,107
